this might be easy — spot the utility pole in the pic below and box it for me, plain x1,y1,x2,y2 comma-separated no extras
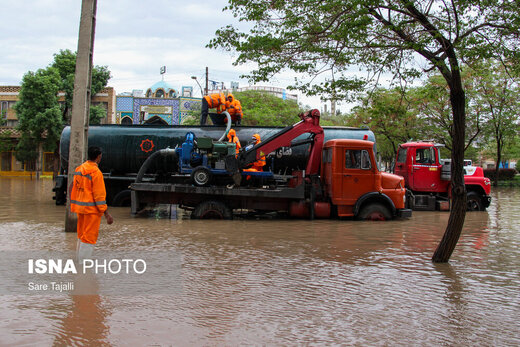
65,0,97,232
205,66,209,95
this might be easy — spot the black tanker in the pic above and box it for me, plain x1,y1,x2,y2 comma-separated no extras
54,124,375,206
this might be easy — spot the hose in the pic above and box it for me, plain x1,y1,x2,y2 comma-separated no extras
135,148,177,183
218,111,232,142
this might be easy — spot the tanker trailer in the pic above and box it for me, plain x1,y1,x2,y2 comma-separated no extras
53,124,375,206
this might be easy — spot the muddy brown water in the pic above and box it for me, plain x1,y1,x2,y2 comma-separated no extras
0,177,519,346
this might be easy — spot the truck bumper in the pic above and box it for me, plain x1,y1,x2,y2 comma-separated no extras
482,195,492,208
397,208,413,219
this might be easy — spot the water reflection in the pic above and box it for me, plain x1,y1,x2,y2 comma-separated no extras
53,272,109,346
0,177,518,345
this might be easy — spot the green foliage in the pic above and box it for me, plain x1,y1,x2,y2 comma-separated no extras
13,49,112,163
0,132,14,153
14,68,63,161
89,105,107,125
233,90,304,126
211,1,519,101
468,60,520,171
51,49,111,123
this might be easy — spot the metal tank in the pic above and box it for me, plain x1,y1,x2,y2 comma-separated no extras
59,124,376,175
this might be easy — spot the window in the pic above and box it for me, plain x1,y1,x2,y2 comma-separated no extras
415,147,435,164
346,150,371,170
397,148,407,163
155,89,165,98
323,148,332,164
1,152,12,171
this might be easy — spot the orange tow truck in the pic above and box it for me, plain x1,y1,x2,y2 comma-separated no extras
131,110,412,220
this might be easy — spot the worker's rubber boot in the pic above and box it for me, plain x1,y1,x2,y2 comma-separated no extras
77,241,94,264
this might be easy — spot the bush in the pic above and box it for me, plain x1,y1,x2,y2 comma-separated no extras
483,168,518,181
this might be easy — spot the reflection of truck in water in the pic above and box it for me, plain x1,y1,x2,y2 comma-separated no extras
131,110,412,220
394,141,491,211
53,119,378,207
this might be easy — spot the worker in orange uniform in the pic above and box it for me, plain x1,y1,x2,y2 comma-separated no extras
227,129,241,155
70,146,113,262
200,92,227,125
225,93,243,126
244,134,266,172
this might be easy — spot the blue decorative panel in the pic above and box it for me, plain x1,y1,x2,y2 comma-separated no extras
116,96,133,112
133,98,180,125
180,97,201,112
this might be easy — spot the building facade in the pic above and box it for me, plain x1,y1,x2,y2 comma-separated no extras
116,81,201,125
0,86,116,176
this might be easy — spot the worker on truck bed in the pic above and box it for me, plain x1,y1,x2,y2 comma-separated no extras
70,146,114,263
226,93,243,126
244,133,266,172
200,92,227,125
227,129,241,155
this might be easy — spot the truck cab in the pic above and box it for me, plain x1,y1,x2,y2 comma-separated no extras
394,141,491,211
322,139,410,219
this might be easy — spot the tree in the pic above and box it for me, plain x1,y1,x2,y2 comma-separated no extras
210,0,520,262
469,60,520,185
349,87,419,166
412,73,483,153
89,105,107,125
51,49,111,123
233,90,303,126
14,68,63,177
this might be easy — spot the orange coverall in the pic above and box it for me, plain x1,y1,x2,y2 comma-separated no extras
203,93,227,113
70,161,107,244
244,134,266,172
225,94,243,124
227,129,242,155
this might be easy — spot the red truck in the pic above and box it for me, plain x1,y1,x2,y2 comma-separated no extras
394,141,491,211
131,110,412,220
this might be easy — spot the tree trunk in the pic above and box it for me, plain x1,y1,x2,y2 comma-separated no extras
432,78,467,263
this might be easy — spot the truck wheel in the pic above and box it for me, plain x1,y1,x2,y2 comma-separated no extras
466,192,483,211
357,203,391,221
191,166,212,186
191,200,232,220
112,190,131,207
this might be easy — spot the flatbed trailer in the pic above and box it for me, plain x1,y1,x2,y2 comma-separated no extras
131,181,306,217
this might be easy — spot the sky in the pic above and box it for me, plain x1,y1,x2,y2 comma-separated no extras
0,0,326,109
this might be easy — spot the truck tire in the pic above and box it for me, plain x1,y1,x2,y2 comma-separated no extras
357,203,392,221
112,189,131,207
191,200,232,220
191,166,212,187
466,191,483,211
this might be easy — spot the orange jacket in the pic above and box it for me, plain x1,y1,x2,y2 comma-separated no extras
251,134,266,169
227,129,241,154
225,94,243,121
70,161,107,214
204,93,227,113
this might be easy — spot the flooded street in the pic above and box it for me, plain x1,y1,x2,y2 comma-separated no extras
0,177,519,346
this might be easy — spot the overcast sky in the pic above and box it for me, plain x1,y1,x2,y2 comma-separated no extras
0,0,326,108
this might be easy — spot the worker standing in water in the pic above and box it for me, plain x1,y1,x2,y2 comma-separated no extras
244,134,266,172
200,92,227,125
70,146,113,262
227,129,241,155
226,93,243,126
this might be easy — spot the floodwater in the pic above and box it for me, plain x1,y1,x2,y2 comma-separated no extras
0,177,519,346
